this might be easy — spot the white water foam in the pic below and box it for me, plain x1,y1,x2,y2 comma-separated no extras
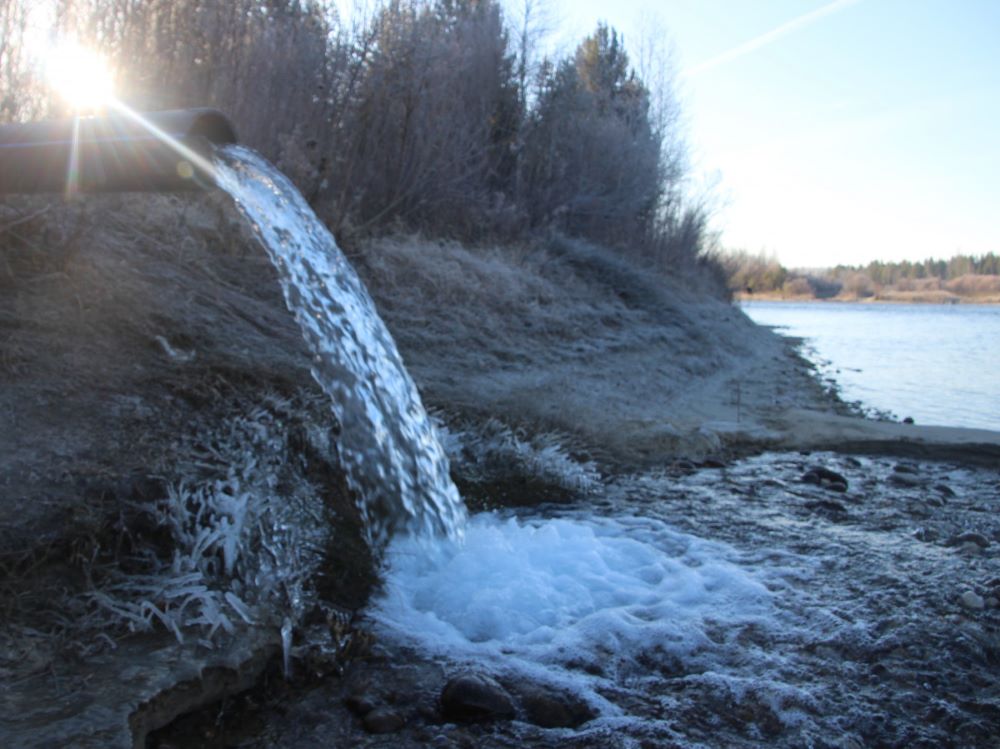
213,146,466,546
373,512,779,712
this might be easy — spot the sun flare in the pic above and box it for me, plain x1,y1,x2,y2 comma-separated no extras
46,41,115,111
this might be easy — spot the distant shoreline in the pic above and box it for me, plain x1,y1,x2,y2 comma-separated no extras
735,292,1000,305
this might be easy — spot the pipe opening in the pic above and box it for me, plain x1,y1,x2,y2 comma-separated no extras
186,110,238,146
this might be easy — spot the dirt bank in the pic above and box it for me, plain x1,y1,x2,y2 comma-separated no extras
353,235,843,465
355,235,1000,467
0,194,374,748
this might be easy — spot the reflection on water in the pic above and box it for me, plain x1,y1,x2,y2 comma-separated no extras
742,301,1000,431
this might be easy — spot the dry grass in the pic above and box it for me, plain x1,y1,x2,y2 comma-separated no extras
352,234,641,375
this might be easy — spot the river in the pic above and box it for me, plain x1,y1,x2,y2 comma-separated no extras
740,301,1000,432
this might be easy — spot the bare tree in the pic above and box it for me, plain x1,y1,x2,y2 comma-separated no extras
0,0,44,122
1,0,712,273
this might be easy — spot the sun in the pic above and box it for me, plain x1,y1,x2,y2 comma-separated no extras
46,40,115,112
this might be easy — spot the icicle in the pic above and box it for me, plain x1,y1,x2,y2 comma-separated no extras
281,616,294,680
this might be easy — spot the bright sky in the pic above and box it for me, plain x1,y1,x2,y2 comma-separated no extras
549,0,1000,268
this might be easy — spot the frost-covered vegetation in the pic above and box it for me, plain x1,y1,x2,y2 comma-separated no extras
436,417,601,496
0,0,720,285
81,394,332,647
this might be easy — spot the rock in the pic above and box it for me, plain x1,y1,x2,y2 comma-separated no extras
801,466,849,492
960,591,985,610
363,707,405,734
671,459,697,474
805,499,848,515
344,693,378,717
913,527,938,543
892,462,919,474
945,532,990,549
987,597,999,609
889,473,922,488
934,483,956,498
440,672,515,722
517,686,596,729
902,416,915,424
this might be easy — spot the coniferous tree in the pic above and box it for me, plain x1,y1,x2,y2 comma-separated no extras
520,24,662,243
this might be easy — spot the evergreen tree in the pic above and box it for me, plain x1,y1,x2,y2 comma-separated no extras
520,24,662,243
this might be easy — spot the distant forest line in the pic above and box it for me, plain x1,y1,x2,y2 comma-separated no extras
719,250,1000,303
0,0,725,291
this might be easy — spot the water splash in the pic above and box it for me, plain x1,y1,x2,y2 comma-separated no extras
213,146,466,546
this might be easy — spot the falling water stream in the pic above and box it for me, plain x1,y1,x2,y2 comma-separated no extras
213,146,466,547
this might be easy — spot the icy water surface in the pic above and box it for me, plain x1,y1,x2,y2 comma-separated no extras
213,147,466,545
742,301,1000,431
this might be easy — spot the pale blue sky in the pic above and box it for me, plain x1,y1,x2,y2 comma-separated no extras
550,0,1000,267
334,1,998,268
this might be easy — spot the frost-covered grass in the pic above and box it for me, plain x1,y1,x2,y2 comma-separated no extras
79,393,332,648
354,234,647,365
436,417,601,496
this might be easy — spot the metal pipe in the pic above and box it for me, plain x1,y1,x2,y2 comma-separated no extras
0,108,237,194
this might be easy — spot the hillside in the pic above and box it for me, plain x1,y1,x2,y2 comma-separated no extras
0,189,833,744
4,186,1000,747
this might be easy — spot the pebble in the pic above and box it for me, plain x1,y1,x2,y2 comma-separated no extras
959,591,985,610
363,707,405,734
913,527,938,543
517,686,596,728
889,473,922,488
801,466,849,492
440,672,515,722
945,532,990,549
344,693,378,717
